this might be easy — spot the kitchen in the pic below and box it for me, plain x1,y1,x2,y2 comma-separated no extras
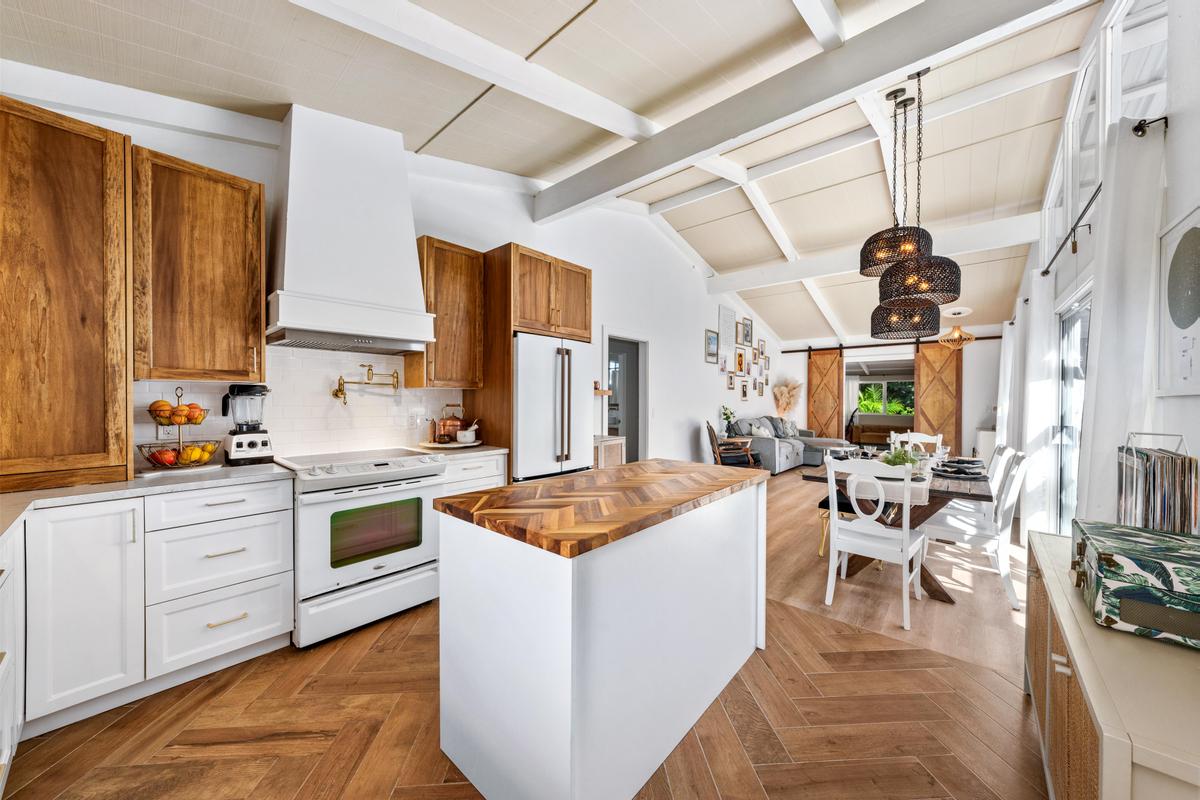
0,58,770,798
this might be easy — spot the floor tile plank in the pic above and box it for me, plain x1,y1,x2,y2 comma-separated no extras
663,731,721,800
790,693,950,726
343,692,436,796
776,722,949,763
924,721,1047,800
807,669,953,697
755,757,950,800
718,673,792,765
693,699,769,799
919,754,1002,800
818,649,952,672
740,653,808,729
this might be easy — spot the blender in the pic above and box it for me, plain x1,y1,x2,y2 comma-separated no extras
222,384,274,465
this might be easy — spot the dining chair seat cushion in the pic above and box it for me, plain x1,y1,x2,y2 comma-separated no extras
817,493,856,516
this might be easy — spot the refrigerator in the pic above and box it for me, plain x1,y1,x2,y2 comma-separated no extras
512,333,594,481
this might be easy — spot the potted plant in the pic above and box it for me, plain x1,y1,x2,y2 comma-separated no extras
720,405,736,436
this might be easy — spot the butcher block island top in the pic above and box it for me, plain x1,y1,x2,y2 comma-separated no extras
433,458,766,558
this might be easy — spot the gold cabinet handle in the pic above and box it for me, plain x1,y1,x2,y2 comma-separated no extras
1053,664,1073,677
207,611,249,629
461,465,484,471
1050,653,1068,665
204,546,247,559
205,498,247,507
251,346,259,375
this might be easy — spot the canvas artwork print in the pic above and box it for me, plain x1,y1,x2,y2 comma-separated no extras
758,339,765,354
1159,206,1200,395
735,348,747,375
752,347,759,364
727,374,735,389
758,383,764,397
740,381,749,401
741,318,753,346
705,329,719,363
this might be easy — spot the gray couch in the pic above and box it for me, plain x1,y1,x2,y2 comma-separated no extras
726,416,847,475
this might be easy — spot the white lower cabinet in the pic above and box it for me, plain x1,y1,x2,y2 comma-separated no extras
146,572,293,678
26,499,145,720
0,524,23,790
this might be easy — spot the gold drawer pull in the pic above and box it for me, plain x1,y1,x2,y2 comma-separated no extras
461,465,484,471
206,611,249,629
204,547,247,559
204,498,247,507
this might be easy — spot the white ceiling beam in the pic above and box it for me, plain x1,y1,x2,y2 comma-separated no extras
792,0,846,50
801,278,851,341
696,156,749,185
743,183,799,261
648,48,1080,214
648,178,740,214
533,0,1092,223
709,212,1041,294
289,0,663,141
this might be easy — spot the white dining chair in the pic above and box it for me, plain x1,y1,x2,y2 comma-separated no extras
944,445,1014,517
922,453,1029,610
892,431,944,453
824,456,927,630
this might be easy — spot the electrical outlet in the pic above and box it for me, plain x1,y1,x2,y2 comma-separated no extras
156,424,180,441
407,414,418,429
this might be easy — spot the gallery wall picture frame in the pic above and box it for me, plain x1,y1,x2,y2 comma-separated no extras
758,383,764,397
727,374,735,389
764,355,771,371
740,381,749,401
735,348,747,375
1158,205,1200,396
741,318,754,346
734,321,744,347
705,329,719,364
757,339,765,354
752,347,759,364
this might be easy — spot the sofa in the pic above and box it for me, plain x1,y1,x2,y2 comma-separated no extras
726,416,848,475
847,412,913,445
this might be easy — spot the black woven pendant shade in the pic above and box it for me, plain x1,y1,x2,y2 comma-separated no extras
858,226,933,277
870,304,940,339
878,255,961,307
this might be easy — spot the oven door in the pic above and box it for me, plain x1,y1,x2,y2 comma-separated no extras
295,475,443,600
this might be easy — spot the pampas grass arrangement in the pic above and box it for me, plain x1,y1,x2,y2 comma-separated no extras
773,380,801,417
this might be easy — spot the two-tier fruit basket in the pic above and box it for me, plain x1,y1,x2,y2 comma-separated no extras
138,386,222,469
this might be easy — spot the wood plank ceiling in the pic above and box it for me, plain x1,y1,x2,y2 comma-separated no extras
0,0,1100,343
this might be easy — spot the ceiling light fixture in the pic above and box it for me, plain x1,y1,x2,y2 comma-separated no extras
938,307,976,350
869,304,940,339
859,90,933,277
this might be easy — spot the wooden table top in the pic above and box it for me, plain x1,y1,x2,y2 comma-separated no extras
799,463,994,502
433,459,768,558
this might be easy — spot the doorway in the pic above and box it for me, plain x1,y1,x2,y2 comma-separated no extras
607,337,643,461
1057,297,1092,535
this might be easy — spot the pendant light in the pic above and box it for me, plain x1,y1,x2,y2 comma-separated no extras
878,69,961,308
938,307,977,350
859,90,933,277
870,305,940,340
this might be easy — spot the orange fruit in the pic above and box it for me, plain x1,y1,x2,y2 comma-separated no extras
187,403,202,411
186,407,206,422
148,400,172,414
170,413,188,425
173,404,189,416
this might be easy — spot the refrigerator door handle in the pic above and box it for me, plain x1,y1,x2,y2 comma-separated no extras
556,346,568,463
564,347,573,463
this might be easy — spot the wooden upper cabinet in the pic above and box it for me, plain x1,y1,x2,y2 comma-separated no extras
132,147,264,382
0,97,131,491
404,237,483,389
488,244,592,342
512,246,557,335
554,259,592,341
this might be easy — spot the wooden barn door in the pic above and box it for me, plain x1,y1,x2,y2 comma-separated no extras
914,343,963,455
807,349,844,440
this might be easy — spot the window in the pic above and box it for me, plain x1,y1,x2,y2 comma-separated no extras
856,381,915,415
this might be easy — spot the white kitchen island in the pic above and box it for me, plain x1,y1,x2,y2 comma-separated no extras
434,459,768,800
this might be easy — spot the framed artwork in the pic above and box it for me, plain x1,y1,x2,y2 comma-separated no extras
705,329,719,364
740,381,749,401
718,354,728,373
764,375,769,387
764,355,771,371
1158,205,1200,395
758,362,764,378
727,374,735,390
758,382,765,397
734,321,744,347
741,318,754,346
757,338,765,354
735,348,747,375
751,347,759,364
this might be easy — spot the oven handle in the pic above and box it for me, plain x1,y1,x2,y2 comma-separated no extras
296,476,446,506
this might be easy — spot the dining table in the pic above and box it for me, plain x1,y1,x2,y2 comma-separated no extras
800,462,994,604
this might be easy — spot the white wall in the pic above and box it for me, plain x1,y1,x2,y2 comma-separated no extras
2,60,789,465
773,352,809,428
961,339,1001,458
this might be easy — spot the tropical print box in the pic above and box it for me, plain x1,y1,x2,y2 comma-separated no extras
1071,519,1200,650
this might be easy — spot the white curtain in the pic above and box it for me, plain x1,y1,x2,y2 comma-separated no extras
1076,121,1166,521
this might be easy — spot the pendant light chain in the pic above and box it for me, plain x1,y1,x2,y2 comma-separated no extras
916,71,923,227
900,101,910,227
890,100,899,227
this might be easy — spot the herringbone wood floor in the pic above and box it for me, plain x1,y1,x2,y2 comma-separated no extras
6,474,1044,800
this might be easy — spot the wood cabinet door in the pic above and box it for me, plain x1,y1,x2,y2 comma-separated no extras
133,147,264,381
0,97,129,488
807,349,844,440
422,238,483,388
554,260,591,342
511,246,557,335
1025,550,1050,735
1066,673,1100,800
1048,616,1070,800
26,499,145,719
915,343,963,456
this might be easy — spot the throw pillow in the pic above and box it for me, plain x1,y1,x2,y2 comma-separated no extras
749,423,773,438
783,420,802,438
730,419,755,436
766,416,790,438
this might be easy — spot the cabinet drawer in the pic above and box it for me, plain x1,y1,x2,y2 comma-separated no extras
146,572,293,679
444,455,505,482
441,475,505,497
0,530,14,593
146,480,292,531
147,511,293,605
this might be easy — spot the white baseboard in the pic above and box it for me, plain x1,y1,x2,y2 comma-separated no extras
21,634,292,740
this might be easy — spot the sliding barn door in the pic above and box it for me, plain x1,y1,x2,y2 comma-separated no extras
914,343,963,456
807,349,843,440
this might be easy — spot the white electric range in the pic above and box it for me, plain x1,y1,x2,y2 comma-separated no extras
275,448,450,646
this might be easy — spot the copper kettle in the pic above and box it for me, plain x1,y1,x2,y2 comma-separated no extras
434,403,464,444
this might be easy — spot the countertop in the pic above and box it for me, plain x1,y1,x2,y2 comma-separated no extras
433,458,766,558
0,464,294,536
413,444,509,457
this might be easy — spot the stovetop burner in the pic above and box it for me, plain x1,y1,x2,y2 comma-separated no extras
275,447,447,491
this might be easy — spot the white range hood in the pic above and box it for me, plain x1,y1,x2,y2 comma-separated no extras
267,105,434,354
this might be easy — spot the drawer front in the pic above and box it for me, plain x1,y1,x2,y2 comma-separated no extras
147,511,294,605
444,455,505,482
145,480,293,531
441,475,505,497
0,530,13,593
146,572,294,679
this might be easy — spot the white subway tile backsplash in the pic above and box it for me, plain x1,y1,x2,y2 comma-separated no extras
133,345,461,459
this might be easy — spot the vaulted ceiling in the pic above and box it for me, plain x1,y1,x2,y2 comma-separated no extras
0,0,1109,344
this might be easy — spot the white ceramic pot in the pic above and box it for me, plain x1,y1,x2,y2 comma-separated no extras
456,430,477,444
